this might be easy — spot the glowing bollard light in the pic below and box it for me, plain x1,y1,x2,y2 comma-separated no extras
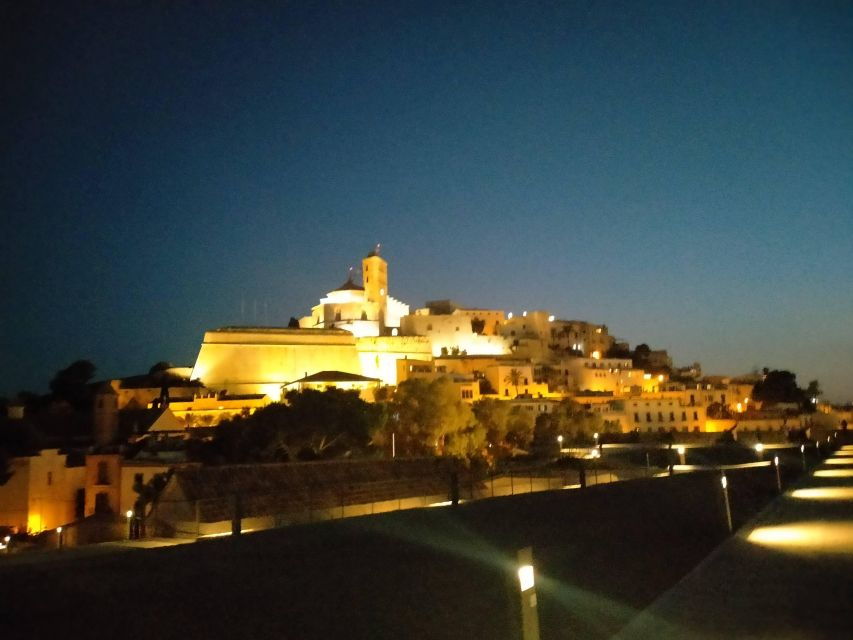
126,510,134,540
801,444,807,471
56,526,63,550
516,547,540,640
721,474,732,533
773,456,782,492
754,442,764,460
677,446,686,466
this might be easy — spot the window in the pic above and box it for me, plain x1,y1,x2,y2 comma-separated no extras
670,412,675,422
47,471,53,486
658,412,664,421
335,310,341,321
634,413,640,422
682,412,687,421
361,311,367,320
97,461,109,485
646,412,652,422
693,411,698,420
461,389,473,399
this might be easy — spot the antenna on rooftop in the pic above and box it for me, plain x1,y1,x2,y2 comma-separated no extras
375,242,381,255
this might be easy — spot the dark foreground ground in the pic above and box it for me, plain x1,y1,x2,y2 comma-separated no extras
0,468,781,640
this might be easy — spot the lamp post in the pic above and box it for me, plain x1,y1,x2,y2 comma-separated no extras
126,510,134,540
754,442,764,460
677,446,686,466
721,474,732,533
516,547,540,640
557,434,563,449
773,456,782,492
645,451,651,477
56,526,63,550
800,444,807,472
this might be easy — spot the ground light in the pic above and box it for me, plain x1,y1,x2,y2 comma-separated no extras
814,469,853,478
773,456,781,492
748,523,853,552
721,474,732,533
516,547,540,640
754,443,764,459
126,510,134,539
789,487,853,500
677,446,686,465
56,526,63,550
801,444,806,471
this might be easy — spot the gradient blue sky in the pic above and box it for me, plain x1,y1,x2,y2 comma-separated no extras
2,1,852,401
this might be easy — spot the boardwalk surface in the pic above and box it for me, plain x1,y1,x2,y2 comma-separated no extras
618,443,853,640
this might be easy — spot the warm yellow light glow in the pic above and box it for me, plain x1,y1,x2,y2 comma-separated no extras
721,475,728,489
755,443,764,453
841,445,853,451
657,374,664,382
56,526,62,534
789,487,853,500
677,446,685,455
824,458,853,465
643,373,652,380
507,312,513,319
832,451,853,457
592,350,601,360
814,469,853,478
548,315,555,322
773,456,779,466
557,435,563,444
517,564,535,591
736,403,743,412
126,510,133,519
748,522,853,552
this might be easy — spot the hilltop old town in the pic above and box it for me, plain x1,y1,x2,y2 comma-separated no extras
1,247,849,543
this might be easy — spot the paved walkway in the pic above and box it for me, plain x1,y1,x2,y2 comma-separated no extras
618,442,853,639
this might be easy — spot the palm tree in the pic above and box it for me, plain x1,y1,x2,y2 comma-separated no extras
504,368,522,398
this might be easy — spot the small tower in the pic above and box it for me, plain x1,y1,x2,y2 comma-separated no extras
93,382,119,447
362,244,388,330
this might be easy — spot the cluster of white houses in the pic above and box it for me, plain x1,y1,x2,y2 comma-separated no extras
3,248,846,535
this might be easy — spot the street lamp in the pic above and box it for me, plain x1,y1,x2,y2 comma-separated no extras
800,444,807,471
557,434,563,447
721,474,732,533
126,510,134,540
773,456,782,492
516,547,540,640
677,445,686,466
754,443,764,460
56,526,63,550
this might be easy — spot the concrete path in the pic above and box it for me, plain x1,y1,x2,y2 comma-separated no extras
618,443,853,640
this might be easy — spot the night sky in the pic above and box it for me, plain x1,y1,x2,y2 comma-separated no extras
2,1,852,401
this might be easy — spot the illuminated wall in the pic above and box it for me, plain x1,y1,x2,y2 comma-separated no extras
0,450,85,533
356,336,433,385
399,314,510,357
191,327,363,398
561,357,640,394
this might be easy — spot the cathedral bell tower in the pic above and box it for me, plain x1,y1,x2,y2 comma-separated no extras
362,244,388,331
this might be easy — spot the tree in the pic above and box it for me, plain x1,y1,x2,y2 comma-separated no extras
752,370,805,407
202,388,385,463
384,378,482,457
148,361,173,375
504,368,522,397
49,360,96,411
287,317,300,328
632,344,651,369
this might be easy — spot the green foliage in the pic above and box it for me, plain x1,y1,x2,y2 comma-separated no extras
752,369,817,411
49,360,96,411
383,378,483,458
132,470,173,514
533,399,604,448
199,388,385,464
503,368,522,397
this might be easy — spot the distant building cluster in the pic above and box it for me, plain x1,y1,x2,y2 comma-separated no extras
2,247,848,536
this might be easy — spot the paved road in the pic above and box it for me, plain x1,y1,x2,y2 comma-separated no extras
618,442,853,640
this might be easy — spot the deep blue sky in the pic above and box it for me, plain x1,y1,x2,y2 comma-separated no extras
2,1,852,402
